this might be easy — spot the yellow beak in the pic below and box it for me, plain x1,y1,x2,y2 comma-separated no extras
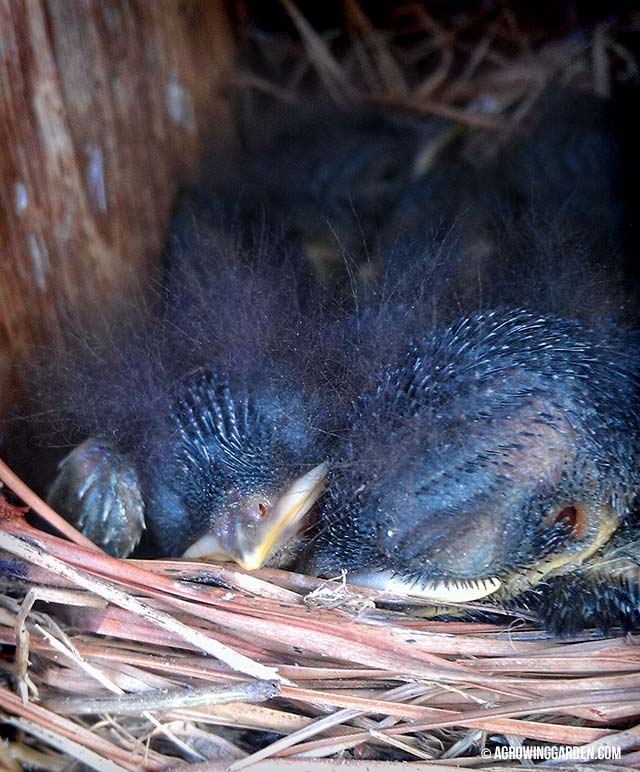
182,462,328,570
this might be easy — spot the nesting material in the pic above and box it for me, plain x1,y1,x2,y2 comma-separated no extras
237,0,639,146
2,459,640,769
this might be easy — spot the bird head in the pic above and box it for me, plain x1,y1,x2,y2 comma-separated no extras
308,311,640,605
182,460,328,570
143,370,329,569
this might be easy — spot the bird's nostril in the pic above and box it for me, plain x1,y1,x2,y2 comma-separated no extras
258,502,269,518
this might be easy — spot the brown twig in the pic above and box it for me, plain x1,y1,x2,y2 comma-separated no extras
0,457,99,551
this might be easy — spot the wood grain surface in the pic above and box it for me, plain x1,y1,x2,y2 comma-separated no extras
0,0,235,407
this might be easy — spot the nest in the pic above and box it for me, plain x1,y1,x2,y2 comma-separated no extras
2,3,640,769
235,0,639,144
2,460,640,770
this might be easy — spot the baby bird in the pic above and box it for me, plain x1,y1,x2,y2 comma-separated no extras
381,88,638,323
43,214,331,566
305,309,640,630
299,87,640,633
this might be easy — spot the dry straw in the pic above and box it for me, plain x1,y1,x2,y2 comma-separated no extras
2,452,640,768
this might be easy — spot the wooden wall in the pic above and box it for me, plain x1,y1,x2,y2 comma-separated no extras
0,0,235,407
